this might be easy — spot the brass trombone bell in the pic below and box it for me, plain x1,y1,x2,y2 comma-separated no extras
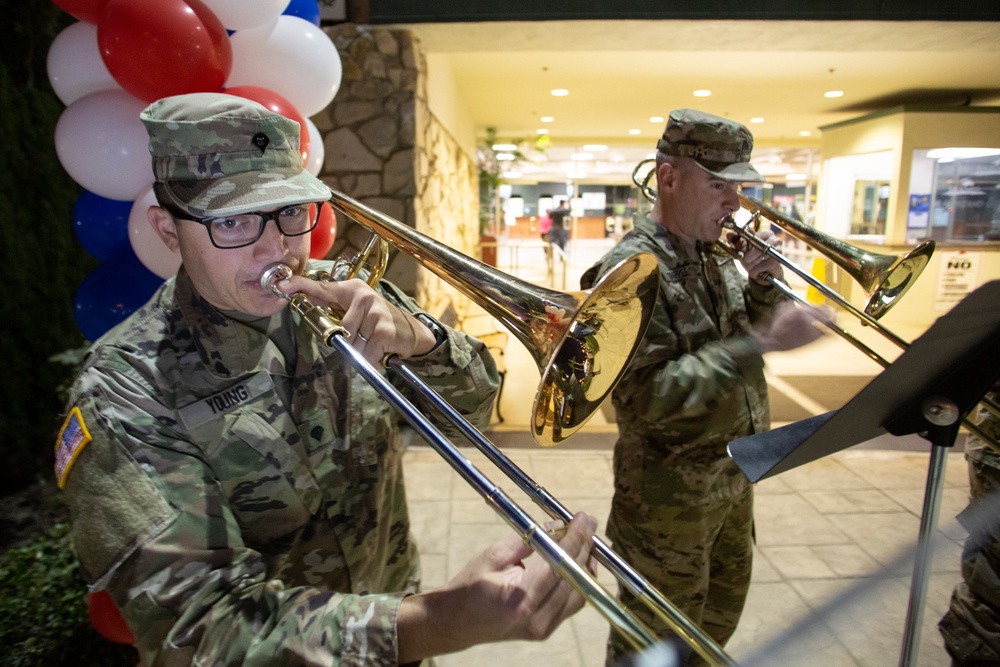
736,195,935,320
326,191,661,447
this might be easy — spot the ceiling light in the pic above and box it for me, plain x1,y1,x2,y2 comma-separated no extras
799,130,813,137
750,117,764,124
540,116,554,123
926,147,1000,159
536,128,549,135
550,88,569,97
567,171,587,179
583,144,607,152
570,152,594,161
693,89,712,97
496,153,516,161
785,173,807,181
650,116,664,123
629,129,641,135
491,143,517,151
503,171,522,178
824,90,844,98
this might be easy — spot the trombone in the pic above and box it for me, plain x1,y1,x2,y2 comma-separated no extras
633,159,1000,446
260,190,740,666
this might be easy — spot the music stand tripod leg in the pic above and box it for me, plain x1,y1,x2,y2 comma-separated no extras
899,411,961,667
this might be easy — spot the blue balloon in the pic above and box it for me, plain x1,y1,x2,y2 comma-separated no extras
283,0,320,26
74,249,164,342
73,190,133,262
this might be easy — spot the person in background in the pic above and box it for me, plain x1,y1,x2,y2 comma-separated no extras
548,198,571,251
581,108,829,666
539,208,553,242
939,387,1000,666
54,92,597,666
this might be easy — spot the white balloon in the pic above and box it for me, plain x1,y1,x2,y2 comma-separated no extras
226,16,342,117
128,185,181,279
54,89,155,201
304,117,324,176
200,0,290,31
47,21,120,106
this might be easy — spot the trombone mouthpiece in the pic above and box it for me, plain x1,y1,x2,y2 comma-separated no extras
260,264,294,300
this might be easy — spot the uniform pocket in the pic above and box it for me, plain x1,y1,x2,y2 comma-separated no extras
212,410,319,545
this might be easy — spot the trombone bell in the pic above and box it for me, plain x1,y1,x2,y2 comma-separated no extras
327,191,660,447
737,195,935,320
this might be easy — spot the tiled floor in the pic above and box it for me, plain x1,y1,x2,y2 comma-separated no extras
400,237,970,666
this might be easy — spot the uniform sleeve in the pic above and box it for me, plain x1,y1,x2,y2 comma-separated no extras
744,276,789,323
378,281,501,433
59,362,406,667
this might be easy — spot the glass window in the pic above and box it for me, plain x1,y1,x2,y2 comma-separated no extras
908,148,1000,242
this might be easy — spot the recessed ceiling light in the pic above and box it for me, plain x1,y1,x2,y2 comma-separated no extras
536,128,549,135
583,144,607,152
693,89,712,97
570,153,594,161
567,171,587,179
785,173,807,181
824,90,844,98
629,129,641,135
503,171,522,178
551,89,569,97
492,143,517,151
540,116,555,123
496,153,516,161
799,130,813,137
750,117,764,124
649,116,664,123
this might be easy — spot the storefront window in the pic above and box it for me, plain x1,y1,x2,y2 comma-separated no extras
907,148,1000,242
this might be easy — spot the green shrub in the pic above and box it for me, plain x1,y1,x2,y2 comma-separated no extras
0,524,136,667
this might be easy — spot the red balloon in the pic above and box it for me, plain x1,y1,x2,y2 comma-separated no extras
309,202,336,259
225,85,311,168
97,0,232,102
87,590,135,645
53,0,108,24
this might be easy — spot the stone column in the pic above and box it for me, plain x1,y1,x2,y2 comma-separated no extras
316,24,480,320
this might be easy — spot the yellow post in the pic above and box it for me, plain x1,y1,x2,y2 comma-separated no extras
806,257,827,305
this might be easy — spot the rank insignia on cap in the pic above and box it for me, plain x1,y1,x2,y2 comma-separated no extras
54,407,92,489
251,132,270,154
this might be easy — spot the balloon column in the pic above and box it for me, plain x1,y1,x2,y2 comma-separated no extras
48,0,338,344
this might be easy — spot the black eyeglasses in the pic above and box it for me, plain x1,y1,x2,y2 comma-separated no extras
164,201,324,249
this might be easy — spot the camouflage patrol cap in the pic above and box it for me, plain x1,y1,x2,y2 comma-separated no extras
657,108,764,183
140,92,331,218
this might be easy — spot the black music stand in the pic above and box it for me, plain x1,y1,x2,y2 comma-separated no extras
727,280,1000,667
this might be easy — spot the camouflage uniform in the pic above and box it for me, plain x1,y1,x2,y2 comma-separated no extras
56,261,499,666
939,390,1000,666
582,214,785,666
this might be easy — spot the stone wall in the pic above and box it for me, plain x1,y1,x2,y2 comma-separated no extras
316,23,480,321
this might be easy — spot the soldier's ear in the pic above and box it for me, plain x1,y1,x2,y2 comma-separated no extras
148,206,181,253
656,161,677,194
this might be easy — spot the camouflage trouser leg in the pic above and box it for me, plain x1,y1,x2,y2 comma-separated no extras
606,485,754,666
939,457,1000,666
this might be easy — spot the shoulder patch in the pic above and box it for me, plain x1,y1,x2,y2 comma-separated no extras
55,407,92,489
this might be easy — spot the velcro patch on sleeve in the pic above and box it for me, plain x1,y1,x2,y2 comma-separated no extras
55,407,92,489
